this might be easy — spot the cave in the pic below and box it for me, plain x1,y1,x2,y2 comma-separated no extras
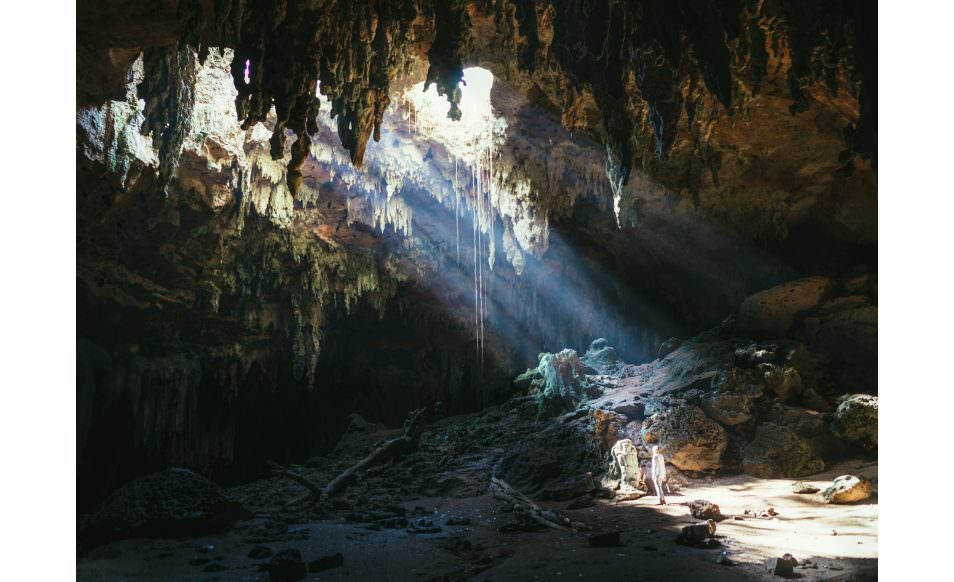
68,1,881,580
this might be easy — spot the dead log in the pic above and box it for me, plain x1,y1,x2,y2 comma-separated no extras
489,476,590,532
322,405,434,499
271,405,437,505
267,460,323,506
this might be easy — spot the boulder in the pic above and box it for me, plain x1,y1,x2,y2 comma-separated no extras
689,500,725,521
533,349,598,417
711,367,764,394
823,475,874,504
735,342,814,376
701,391,757,426
700,368,763,426
742,423,824,478
765,554,798,578
734,343,781,368
800,388,833,412
656,337,683,359
496,413,606,501
830,394,878,450
582,338,624,375
609,438,647,496
738,276,832,338
761,402,848,459
760,364,803,401
805,297,877,390
641,405,727,472
79,468,251,549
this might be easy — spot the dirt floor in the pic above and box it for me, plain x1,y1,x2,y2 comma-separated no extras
77,401,877,582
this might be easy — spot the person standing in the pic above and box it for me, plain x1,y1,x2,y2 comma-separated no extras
650,445,667,505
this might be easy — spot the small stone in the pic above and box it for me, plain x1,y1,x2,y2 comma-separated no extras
765,553,798,578
689,500,724,521
675,520,716,546
407,517,442,534
587,531,621,547
791,481,820,494
717,551,732,565
308,553,344,573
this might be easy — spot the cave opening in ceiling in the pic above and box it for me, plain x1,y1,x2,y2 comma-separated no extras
73,2,879,579
402,67,504,166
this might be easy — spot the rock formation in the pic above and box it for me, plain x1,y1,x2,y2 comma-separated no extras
76,1,877,511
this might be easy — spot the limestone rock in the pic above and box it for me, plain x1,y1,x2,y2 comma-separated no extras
495,414,605,501
742,423,824,478
656,337,683,359
805,298,878,390
609,439,647,496
823,475,874,504
800,388,833,412
760,364,803,401
582,338,624,376
765,554,798,578
701,391,757,426
675,520,717,546
79,468,251,548
734,343,782,368
700,367,763,426
738,277,832,338
762,402,848,460
830,394,878,450
532,349,597,417
641,405,727,472
689,500,725,521
791,481,820,494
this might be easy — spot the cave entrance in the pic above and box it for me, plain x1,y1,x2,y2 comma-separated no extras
400,67,505,165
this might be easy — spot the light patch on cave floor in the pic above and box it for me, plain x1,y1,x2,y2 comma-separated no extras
401,67,506,166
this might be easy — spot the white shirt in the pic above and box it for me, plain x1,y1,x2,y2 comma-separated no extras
651,452,667,480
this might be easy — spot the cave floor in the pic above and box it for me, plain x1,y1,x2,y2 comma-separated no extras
78,401,877,581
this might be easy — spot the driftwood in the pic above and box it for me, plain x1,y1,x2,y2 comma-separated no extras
489,476,590,532
270,405,435,505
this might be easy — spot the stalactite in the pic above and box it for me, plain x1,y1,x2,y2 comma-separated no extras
139,43,198,192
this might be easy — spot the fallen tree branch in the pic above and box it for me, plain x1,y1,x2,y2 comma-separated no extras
270,405,437,506
323,405,434,499
267,460,323,506
489,476,590,532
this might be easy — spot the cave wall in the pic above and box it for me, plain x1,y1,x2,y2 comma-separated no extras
76,1,877,509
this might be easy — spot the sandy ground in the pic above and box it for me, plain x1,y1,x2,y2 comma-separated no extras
77,458,876,581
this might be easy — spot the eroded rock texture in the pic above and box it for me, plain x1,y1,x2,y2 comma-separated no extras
77,1,876,509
